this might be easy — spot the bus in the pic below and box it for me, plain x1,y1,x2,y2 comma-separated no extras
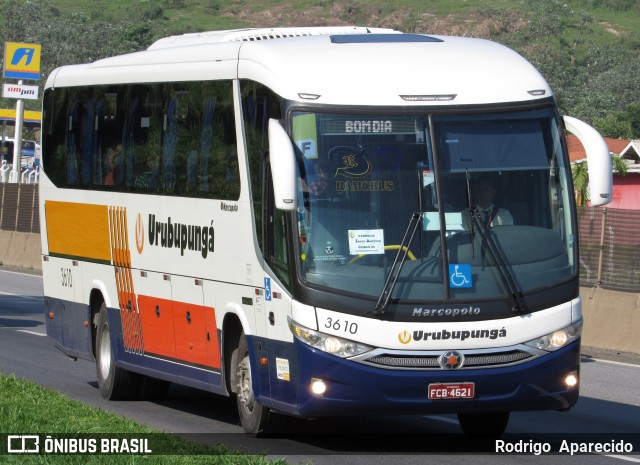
1,138,39,168
40,27,612,436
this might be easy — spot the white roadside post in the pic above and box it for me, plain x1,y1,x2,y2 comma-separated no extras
10,79,25,183
3,41,42,183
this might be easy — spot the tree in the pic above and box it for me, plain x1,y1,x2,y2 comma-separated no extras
0,0,155,111
595,114,633,140
572,154,628,206
500,1,640,132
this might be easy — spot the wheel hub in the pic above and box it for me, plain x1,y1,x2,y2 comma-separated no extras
237,356,255,412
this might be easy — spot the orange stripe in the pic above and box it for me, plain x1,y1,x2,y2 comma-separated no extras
45,201,111,262
108,206,144,354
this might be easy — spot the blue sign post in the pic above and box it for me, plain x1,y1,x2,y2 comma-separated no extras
2,42,41,183
3,42,41,80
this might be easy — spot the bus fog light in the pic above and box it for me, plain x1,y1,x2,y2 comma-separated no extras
565,371,578,389
310,378,327,396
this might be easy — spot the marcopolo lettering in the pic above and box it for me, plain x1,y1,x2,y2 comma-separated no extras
413,306,481,318
220,202,238,212
148,214,214,259
412,328,507,342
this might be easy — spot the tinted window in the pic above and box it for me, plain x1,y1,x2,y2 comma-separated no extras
42,81,240,200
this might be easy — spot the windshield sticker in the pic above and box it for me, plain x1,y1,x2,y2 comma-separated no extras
422,170,435,187
349,229,385,255
330,146,372,178
293,113,318,159
449,264,472,288
313,241,347,263
318,146,397,193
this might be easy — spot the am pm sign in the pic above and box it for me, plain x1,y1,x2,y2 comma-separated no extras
3,83,39,100
3,42,41,80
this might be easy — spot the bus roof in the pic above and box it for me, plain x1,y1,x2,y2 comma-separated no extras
46,27,552,107
147,26,398,49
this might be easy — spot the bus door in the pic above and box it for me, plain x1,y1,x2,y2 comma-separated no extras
262,273,295,401
262,204,296,401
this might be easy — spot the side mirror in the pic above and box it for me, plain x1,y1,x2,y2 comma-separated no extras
268,119,297,211
563,115,612,207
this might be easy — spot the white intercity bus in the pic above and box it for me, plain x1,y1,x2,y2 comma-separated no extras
39,27,612,435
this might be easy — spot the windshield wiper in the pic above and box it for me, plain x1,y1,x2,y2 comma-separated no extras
373,211,421,318
464,173,527,313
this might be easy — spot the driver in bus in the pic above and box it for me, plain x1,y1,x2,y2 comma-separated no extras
461,176,513,229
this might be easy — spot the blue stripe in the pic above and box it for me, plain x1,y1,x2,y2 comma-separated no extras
4,71,40,80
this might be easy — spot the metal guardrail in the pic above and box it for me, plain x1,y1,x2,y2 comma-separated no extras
0,162,10,183
0,162,39,185
20,168,39,184
578,206,640,292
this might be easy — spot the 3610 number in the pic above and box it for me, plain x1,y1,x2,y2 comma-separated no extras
324,317,358,335
61,268,73,288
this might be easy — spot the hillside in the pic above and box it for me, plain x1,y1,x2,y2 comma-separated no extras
44,0,640,42
1,0,638,138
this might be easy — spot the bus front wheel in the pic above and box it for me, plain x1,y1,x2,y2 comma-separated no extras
95,303,139,400
235,331,280,435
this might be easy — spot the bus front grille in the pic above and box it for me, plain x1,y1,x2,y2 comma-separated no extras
359,349,536,370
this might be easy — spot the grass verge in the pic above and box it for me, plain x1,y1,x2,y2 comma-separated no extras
0,374,287,465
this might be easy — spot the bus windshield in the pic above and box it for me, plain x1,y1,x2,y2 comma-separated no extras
292,107,575,304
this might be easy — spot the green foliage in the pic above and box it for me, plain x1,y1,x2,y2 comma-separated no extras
500,1,640,137
621,103,640,137
0,374,286,464
205,1,222,14
0,0,157,111
164,0,186,8
594,114,633,140
571,0,640,13
0,0,638,139
572,154,627,205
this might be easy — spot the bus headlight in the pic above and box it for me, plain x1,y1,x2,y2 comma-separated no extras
288,317,373,358
524,320,582,352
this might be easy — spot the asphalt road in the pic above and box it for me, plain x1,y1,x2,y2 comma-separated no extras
1,267,639,464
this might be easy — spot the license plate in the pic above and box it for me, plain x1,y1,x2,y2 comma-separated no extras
428,382,475,399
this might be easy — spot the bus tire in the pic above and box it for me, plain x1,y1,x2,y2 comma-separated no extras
236,331,277,435
95,303,139,400
457,411,510,437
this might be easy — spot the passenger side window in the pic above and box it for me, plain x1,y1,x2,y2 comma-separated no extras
42,81,240,200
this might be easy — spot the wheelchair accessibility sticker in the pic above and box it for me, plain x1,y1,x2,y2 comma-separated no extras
449,264,472,288
264,277,272,301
